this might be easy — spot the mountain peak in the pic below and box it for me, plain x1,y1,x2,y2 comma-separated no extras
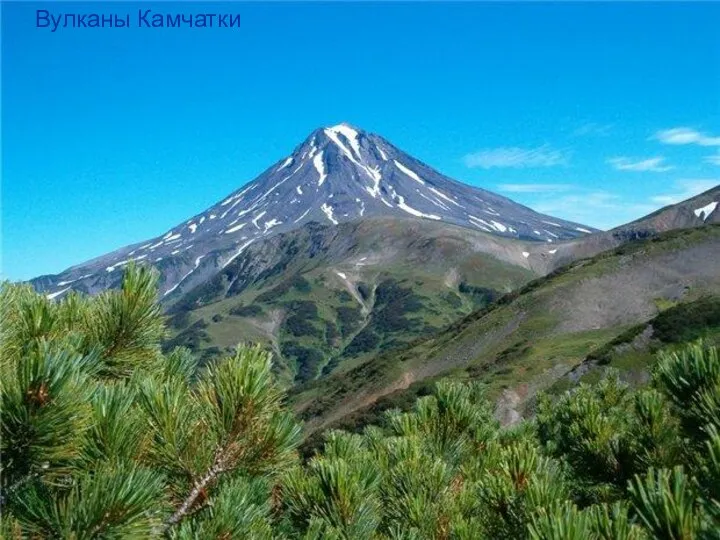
36,125,602,298
325,121,362,132
296,122,372,161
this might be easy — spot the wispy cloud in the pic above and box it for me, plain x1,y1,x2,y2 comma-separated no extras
532,191,656,231
705,152,720,166
497,183,575,193
514,180,717,231
573,123,612,137
650,179,719,205
464,145,569,169
607,156,674,172
654,127,720,147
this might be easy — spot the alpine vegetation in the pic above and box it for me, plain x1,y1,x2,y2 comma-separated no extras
3,265,720,538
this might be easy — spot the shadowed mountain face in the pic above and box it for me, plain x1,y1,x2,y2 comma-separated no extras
33,123,596,299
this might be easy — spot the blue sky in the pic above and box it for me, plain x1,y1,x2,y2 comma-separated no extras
3,1,719,281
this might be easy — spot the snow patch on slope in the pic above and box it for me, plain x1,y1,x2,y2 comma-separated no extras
313,151,327,186
164,255,205,297
222,240,255,269
225,223,247,234
278,157,293,171
321,203,339,225
294,208,311,223
468,215,491,231
395,194,441,220
428,187,464,209
47,287,71,300
324,125,382,197
264,218,282,232
694,201,718,221
326,124,362,159
252,211,267,229
490,220,507,233
393,160,424,185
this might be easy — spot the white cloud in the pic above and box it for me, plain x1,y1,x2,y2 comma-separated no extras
654,127,720,147
650,179,719,206
705,152,720,166
497,183,575,193
464,145,569,169
607,156,674,172
573,123,612,137
533,191,656,231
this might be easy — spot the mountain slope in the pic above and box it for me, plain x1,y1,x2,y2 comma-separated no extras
159,217,538,383
293,223,720,435
33,123,596,300
520,184,720,274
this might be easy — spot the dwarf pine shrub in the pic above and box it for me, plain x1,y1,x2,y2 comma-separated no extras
2,265,719,538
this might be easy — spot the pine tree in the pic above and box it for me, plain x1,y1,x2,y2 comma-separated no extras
1,265,301,537
2,264,720,538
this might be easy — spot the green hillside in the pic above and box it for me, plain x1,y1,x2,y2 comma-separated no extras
161,218,536,385
294,224,720,436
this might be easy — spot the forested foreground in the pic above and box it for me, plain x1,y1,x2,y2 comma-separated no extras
2,266,720,539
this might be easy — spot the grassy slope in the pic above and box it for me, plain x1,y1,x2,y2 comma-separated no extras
546,296,720,395
162,218,536,384
294,224,720,438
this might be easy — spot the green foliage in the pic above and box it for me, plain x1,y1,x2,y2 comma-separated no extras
283,454,382,539
344,327,381,356
443,291,463,309
373,279,424,332
167,271,226,313
161,318,210,354
587,502,648,540
2,346,97,488
282,342,325,384
171,477,274,539
582,297,720,368
1,265,301,537
254,274,311,304
3,267,720,538
652,297,720,343
9,462,166,538
356,282,371,301
536,372,639,501
336,306,363,338
529,502,591,540
229,303,264,317
628,467,704,540
282,300,322,338
458,281,499,307
653,342,720,441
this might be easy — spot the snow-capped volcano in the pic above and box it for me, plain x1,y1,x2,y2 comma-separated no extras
155,122,593,244
33,123,598,298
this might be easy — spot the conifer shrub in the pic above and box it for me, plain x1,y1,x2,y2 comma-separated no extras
2,265,719,537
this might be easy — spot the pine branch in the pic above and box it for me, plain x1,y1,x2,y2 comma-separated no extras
165,453,226,527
